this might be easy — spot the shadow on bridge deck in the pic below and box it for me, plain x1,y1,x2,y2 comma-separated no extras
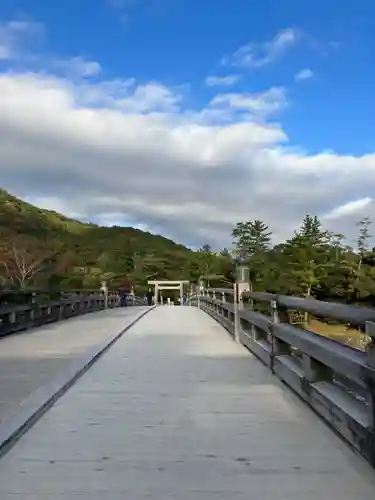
0,306,374,498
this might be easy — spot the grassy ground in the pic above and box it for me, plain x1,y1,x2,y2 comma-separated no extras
305,319,370,351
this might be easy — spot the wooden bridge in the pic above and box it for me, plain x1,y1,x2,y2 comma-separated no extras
0,289,374,498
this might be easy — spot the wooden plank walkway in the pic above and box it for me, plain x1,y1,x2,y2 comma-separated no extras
0,307,148,422
0,306,374,499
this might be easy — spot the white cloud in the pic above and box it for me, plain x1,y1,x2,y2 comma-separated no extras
0,19,100,79
0,20,43,60
321,198,375,246
323,198,373,220
0,22,374,249
1,69,374,249
205,74,242,87
222,28,299,68
49,56,101,78
209,87,288,119
294,68,313,82
116,82,182,112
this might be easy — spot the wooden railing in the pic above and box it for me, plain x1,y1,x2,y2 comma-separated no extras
190,288,375,467
0,289,147,337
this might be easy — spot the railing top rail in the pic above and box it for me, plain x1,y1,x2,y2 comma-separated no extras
0,292,118,315
0,288,121,298
242,291,375,331
194,294,375,386
206,287,234,295
0,303,32,314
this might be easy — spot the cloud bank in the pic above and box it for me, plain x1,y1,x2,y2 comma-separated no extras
0,20,374,249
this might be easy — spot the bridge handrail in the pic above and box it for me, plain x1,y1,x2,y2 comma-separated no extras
190,291,375,467
0,290,146,338
244,291,375,331
201,288,375,333
205,287,234,295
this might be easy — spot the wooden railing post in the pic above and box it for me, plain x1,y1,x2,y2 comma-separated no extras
268,299,279,346
233,283,240,342
269,300,284,371
235,280,250,343
100,281,109,309
8,311,16,324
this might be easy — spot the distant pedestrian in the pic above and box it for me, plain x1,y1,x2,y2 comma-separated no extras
146,288,154,306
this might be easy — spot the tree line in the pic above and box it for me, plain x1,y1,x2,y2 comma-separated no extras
226,214,375,304
2,213,374,305
1,189,374,304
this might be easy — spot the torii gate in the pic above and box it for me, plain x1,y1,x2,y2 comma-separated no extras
148,280,189,305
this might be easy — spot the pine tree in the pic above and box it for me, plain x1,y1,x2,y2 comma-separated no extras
356,217,372,259
197,244,217,285
231,220,272,290
284,215,331,302
232,220,272,260
298,214,328,246
353,217,373,300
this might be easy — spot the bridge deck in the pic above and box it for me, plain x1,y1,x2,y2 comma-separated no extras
0,306,374,498
0,307,148,422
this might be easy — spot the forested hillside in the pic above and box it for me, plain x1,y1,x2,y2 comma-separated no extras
0,189,232,291
1,188,374,307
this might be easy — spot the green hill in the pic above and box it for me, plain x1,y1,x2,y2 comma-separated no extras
0,188,231,291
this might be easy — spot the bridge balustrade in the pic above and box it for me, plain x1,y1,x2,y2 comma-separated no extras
190,288,375,467
0,289,147,338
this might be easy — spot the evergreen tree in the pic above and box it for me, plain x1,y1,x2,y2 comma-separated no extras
232,220,272,260
356,217,372,259
352,217,373,300
297,214,328,246
232,220,272,290
283,215,331,300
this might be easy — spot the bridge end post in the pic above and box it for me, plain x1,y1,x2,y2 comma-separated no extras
234,281,250,344
234,283,239,342
100,281,108,309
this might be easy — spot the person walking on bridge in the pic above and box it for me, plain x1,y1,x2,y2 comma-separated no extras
146,288,154,306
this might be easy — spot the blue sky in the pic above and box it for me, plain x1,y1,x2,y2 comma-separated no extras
0,0,374,247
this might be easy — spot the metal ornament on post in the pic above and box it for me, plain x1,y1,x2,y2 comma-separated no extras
234,257,250,343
